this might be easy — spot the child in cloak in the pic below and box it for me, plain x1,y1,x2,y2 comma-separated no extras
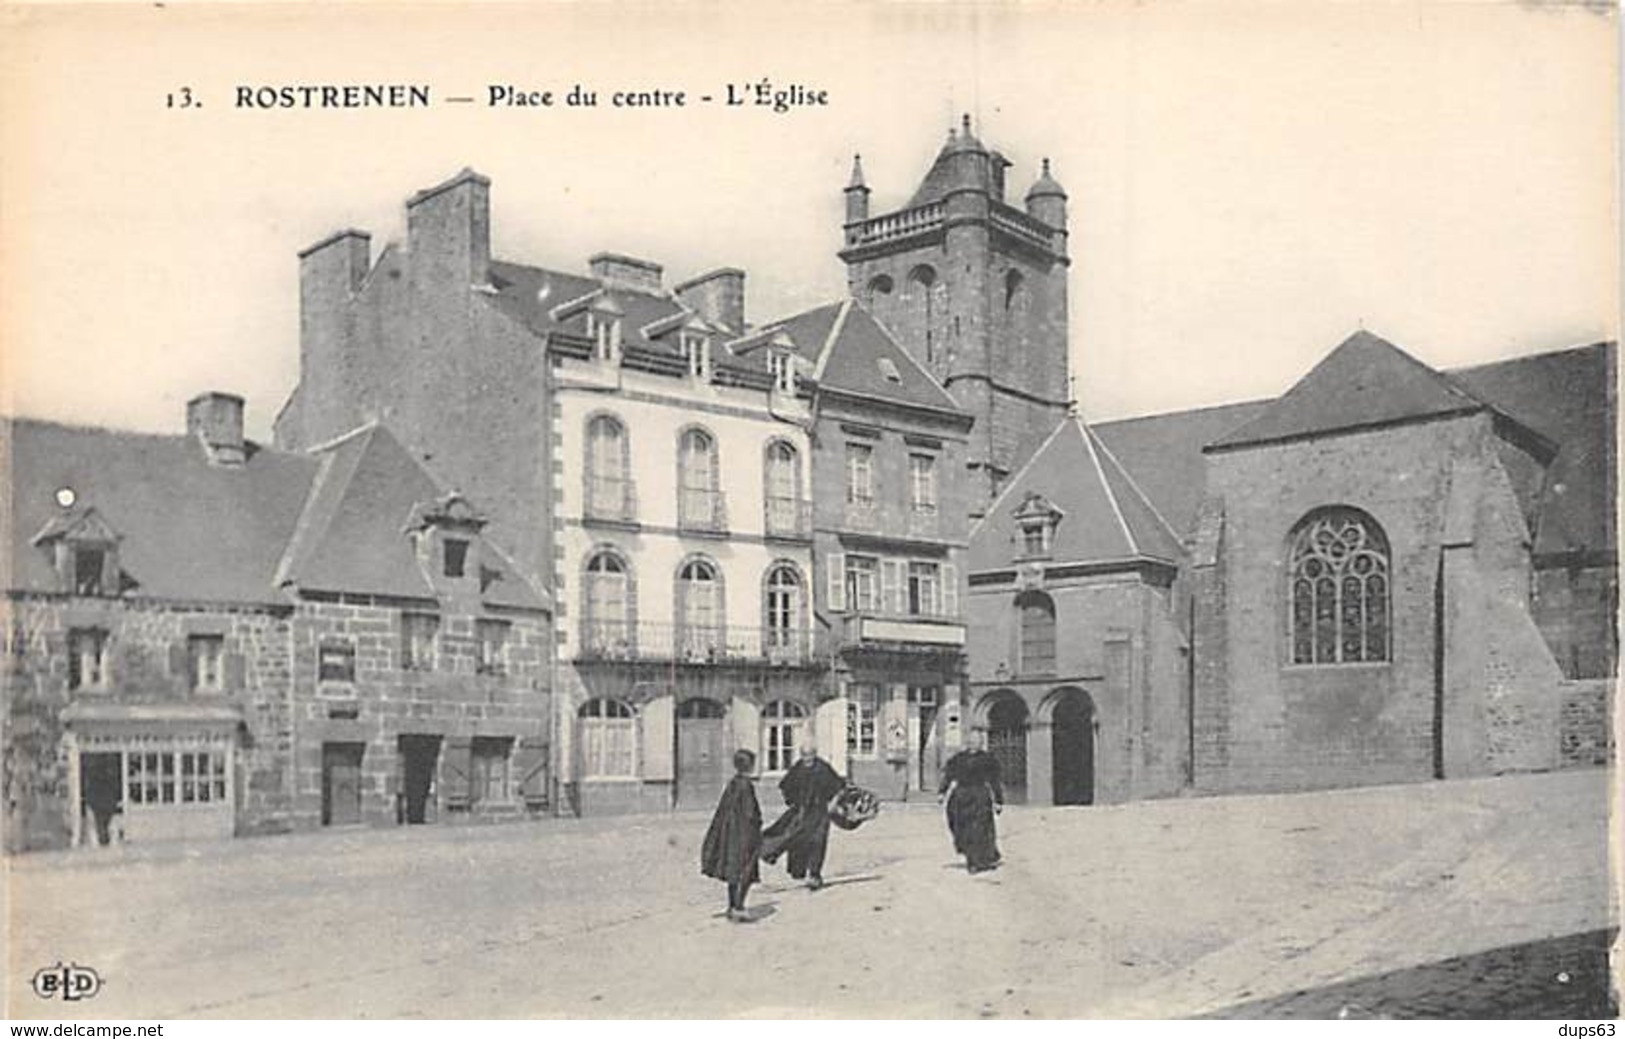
700,748,763,922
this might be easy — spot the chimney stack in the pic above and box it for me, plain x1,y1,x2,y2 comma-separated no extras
406,168,491,287
588,252,663,295
674,268,746,336
187,392,247,466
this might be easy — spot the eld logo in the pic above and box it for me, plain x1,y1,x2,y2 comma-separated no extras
31,962,102,1001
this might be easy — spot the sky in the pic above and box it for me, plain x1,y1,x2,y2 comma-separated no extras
1,2,1617,442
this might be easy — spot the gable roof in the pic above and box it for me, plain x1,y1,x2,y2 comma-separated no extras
4,417,547,611
5,418,320,605
278,424,546,610
1091,340,1615,559
749,300,966,415
1206,331,1515,451
968,415,1183,573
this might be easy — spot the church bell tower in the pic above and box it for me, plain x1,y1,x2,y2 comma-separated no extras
839,115,1072,509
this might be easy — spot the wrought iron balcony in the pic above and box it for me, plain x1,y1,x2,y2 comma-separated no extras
764,495,814,540
583,476,638,525
678,487,729,534
836,611,966,651
577,620,827,667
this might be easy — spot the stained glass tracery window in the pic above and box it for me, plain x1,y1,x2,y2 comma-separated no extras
1288,509,1390,665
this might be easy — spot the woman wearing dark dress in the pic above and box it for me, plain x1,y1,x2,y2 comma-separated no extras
701,749,764,922
938,744,1004,874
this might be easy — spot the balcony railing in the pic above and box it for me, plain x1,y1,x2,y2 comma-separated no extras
846,202,945,248
577,620,826,667
678,487,729,534
583,475,638,524
764,495,813,540
838,612,966,650
989,202,1057,251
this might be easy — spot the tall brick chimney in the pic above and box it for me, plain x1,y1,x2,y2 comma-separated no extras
674,268,746,336
188,392,247,466
588,253,663,295
407,168,491,288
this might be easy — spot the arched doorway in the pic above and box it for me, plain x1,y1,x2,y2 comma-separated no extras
985,695,1029,805
1051,689,1095,805
676,697,728,809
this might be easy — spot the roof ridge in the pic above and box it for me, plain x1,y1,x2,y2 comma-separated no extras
303,420,381,455
813,300,852,382
1086,424,1186,548
1077,415,1139,556
968,416,1073,541
273,447,342,589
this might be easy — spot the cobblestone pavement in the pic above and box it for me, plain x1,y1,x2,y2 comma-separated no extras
4,768,1615,1019
1205,928,1619,1019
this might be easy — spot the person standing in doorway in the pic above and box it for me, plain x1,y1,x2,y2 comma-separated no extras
701,748,763,922
767,743,846,890
939,735,1004,874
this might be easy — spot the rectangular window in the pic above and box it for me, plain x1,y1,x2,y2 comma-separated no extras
909,454,938,513
188,635,224,693
908,685,940,708
67,628,108,691
846,684,879,758
74,548,106,596
400,613,439,671
907,561,941,617
476,619,510,675
443,538,469,578
770,351,796,394
318,640,357,683
127,752,176,805
683,334,711,379
846,555,879,613
180,751,228,804
845,444,874,505
470,737,512,804
1023,524,1050,556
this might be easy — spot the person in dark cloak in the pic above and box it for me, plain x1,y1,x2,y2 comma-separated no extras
701,748,763,922
764,744,846,890
938,738,1004,874
85,772,121,847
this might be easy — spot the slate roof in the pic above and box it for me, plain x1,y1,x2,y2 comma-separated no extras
1205,331,1539,451
1091,339,1616,559
969,416,1184,573
278,425,544,610
4,418,547,611
745,300,966,415
484,260,731,358
5,419,319,605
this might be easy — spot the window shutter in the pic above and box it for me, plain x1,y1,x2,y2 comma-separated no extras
441,736,473,809
169,640,189,686
225,652,246,693
826,553,846,613
881,559,903,615
513,740,549,807
942,563,958,619
641,696,673,781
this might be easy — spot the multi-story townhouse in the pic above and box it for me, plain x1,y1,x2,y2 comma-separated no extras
3,394,551,852
741,301,975,799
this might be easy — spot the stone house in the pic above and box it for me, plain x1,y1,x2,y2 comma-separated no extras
3,394,551,852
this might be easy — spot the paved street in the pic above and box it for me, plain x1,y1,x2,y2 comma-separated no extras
5,769,1617,1019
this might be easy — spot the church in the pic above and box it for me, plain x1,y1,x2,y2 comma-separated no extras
851,119,1615,804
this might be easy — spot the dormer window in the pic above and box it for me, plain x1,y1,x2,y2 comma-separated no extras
770,351,795,394
443,538,469,579
682,332,711,380
74,548,107,596
32,505,122,598
587,305,624,361
1013,492,1063,560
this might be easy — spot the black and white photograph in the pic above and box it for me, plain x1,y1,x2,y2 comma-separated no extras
1,0,1617,1023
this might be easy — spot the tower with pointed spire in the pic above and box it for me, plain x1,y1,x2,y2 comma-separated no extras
840,114,1071,511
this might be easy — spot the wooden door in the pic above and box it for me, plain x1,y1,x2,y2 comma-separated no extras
322,743,365,826
676,698,727,809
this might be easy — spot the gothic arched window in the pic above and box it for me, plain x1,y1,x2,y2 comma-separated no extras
1288,508,1391,665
